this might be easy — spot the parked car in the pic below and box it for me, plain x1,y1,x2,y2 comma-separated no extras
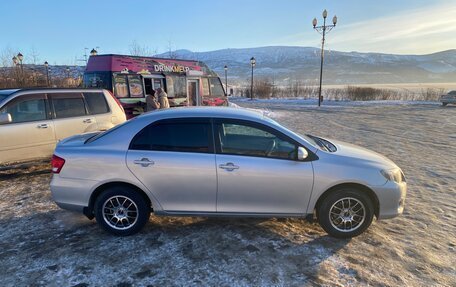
50,107,407,238
440,90,456,106
0,88,126,166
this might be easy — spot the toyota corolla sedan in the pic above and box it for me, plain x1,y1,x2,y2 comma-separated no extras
50,107,406,238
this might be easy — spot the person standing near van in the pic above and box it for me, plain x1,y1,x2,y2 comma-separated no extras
146,90,160,111
156,88,170,109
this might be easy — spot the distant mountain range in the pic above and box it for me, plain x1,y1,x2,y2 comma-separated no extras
156,46,456,85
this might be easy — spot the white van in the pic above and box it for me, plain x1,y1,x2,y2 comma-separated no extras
0,88,126,166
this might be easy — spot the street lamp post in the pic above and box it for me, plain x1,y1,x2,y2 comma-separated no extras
313,10,337,106
44,61,50,86
12,53,25,86
12,56,19,85
250,57,256,100
224,65,228,96
66,67,70,87
17,52,24,75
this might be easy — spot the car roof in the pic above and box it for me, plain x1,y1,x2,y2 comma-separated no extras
137,106,267,121
0,89,19,95
0,87,105,93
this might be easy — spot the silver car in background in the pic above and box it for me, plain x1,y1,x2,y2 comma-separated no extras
50,107,407,238
0,88,126,166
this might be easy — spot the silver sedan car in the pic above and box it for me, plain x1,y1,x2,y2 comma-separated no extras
50,107,407,238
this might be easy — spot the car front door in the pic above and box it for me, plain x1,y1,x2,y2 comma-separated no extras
126,118,217,212
214,119,314,214
49,92,98,141
0,93,56,164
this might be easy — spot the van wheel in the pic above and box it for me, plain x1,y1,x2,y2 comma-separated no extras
95,186,150,236
317,188,374,238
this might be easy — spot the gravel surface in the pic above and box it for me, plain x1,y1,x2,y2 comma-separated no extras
0,101,455,286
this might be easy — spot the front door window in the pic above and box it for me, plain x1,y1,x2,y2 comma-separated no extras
218,122,297,160
1,96,47,123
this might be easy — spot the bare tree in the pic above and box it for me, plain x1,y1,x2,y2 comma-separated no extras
29,46,40,65
129,40,157,56
166,40,178,59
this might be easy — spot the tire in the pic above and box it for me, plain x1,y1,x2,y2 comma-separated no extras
317,188,374,238
95,186,150,236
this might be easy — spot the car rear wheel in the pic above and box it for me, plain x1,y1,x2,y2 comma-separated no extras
317,188,374,238
95,186,150,236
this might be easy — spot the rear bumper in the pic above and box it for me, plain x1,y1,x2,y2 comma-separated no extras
372,181,407,219
50,175,97,214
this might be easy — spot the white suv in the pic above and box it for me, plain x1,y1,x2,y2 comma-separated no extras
0,88,126,166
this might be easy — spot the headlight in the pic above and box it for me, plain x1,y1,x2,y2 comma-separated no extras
380,169,405,183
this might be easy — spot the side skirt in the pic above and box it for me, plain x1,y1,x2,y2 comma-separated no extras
154,210,311,219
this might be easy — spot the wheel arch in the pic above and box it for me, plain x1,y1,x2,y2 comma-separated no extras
314,183,379,219
83,181,152,219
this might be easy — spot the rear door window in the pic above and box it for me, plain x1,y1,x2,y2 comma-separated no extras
0,94,47,123
50,93,87,119
130,119,213,153
84,92,109,114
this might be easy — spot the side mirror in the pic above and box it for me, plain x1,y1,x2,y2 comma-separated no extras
297,146,308,160
0,113,12,124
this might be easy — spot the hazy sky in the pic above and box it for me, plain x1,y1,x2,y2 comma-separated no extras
0,0,455,64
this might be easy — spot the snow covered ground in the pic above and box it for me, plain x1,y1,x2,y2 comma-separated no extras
0,100,455,286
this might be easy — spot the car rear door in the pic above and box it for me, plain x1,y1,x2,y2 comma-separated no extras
83,91,115,130
214,119,314,214
49,92,98,141
0,93,56,163
126,118,217,212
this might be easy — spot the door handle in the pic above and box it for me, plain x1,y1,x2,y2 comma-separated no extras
37,124,48,129
133,158,154,167
83,119,92,124
219,162,239,171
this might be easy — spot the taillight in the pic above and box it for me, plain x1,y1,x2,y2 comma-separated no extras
107,90,125,113
51,155,65,174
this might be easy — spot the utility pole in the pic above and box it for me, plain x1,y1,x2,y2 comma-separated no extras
250,57,256,100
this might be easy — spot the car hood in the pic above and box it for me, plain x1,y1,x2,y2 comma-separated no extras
324,138,398,169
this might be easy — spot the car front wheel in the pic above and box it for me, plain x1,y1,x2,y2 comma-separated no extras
95,186,150,236
317,188,374,238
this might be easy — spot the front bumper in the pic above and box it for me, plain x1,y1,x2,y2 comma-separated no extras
371,180,407,219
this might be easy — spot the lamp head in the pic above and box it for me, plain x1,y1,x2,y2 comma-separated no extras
322,9,328,19
312,18,317,28
333,15,337,25
90,48,98,56
44,61,48,67
250,57,256,66
12,56,17,65
17,52,24,62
